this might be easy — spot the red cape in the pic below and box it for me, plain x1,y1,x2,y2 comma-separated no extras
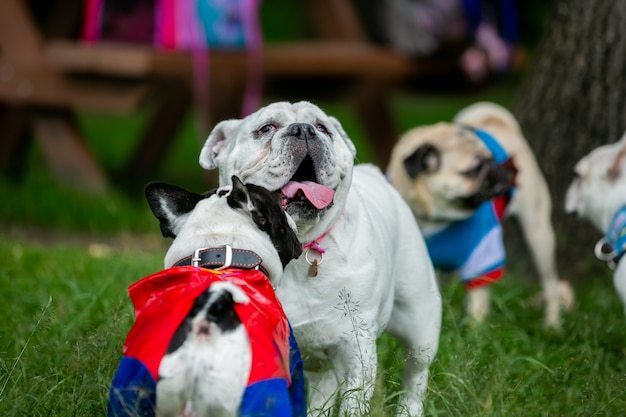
123,266,290,385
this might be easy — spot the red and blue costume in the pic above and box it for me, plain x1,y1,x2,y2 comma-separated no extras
424,129,514,289
108,266,305,417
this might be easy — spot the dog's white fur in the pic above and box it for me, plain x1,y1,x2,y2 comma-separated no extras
160,192,290,281
199,101,442,416
149,180,300,416
565,131,626,315
388,102,574,327
157,282,251,417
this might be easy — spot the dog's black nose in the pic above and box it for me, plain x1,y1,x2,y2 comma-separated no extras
286,123,316,141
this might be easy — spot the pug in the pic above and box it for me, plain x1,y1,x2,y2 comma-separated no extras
387,101,574,328
565,131,626,316
199,101,442,417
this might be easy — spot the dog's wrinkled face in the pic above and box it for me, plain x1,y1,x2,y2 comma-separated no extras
388,122,505,221
565,140,626,232
199,101,357,228
145,176,302,277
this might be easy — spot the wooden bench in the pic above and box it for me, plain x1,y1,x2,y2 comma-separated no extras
0,0,453,193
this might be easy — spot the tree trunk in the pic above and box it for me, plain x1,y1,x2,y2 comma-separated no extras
510,0,626,280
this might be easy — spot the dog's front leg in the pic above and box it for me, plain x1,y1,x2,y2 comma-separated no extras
306,368,339,416
614,261,626,317
330,333,378,417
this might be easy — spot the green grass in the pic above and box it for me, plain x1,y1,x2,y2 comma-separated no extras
1,237,624,416
2,81,625,415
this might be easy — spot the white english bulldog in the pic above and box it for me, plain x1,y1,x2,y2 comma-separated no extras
565,131,626,316
199,101,442,417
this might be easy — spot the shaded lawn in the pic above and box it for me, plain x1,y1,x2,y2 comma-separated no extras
2,80,625,415
1,235,625,416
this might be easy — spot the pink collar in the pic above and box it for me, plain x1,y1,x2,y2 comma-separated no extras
303,224,335,255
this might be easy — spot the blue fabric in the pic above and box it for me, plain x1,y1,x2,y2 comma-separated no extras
461,0,482,33
607,205,626,263
424,128,510,284
108,357,156,417
108,329,305,417
497,0,520,43
287,325,306,417
473,128,508,163
425,201,504,282
240,379,292,417
196,0,247,48
460,0,519,43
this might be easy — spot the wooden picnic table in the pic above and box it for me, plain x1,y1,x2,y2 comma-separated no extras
0,0,452,193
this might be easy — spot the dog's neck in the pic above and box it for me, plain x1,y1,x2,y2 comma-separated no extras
598,205,626,268
172,246,269,277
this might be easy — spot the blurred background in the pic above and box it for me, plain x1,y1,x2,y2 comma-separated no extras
2,2,626,415
1,0,625,278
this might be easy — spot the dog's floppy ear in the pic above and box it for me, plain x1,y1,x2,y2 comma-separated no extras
228,175,303,267
226,175,253,210
403,143,441,179
245,181,303,268
329,116,357,159
145,182,206,238
199,119,241,170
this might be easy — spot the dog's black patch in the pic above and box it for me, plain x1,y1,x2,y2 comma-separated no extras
246,183,303,268
145,183,217,238
205,290,241,332
147,176,302,268
165,289,241,354
403,143,441,179
459,157,517,208
225,175,302,267
226,176,250,211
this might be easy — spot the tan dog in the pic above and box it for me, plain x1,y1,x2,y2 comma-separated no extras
388,102,574,328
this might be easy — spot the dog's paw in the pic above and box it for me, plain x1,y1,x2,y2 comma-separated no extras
558,280,575,311
466,287,491,323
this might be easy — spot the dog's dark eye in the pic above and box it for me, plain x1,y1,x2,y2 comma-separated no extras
462,165,483,178
257,124,275,136
253,213,267,227
316,123,329,135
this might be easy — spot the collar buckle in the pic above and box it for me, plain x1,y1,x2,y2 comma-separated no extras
191,245,234,269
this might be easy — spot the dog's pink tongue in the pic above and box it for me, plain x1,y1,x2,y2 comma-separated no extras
281,181,335,209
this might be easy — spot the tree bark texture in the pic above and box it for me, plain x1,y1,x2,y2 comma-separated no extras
510,0,626,280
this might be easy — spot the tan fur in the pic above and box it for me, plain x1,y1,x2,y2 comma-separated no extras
388,101,574,328
389,122,493,222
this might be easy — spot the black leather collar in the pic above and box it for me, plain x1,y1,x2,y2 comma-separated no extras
173,245,268,275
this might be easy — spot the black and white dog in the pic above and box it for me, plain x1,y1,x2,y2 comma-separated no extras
108,176,305,417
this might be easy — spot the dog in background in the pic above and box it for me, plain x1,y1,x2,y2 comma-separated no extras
108,176,305,417
565,131,626,316
387,101,574,328
199,101,441,417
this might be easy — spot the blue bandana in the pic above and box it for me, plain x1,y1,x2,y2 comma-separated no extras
605,206,626,264
424,128,513,287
